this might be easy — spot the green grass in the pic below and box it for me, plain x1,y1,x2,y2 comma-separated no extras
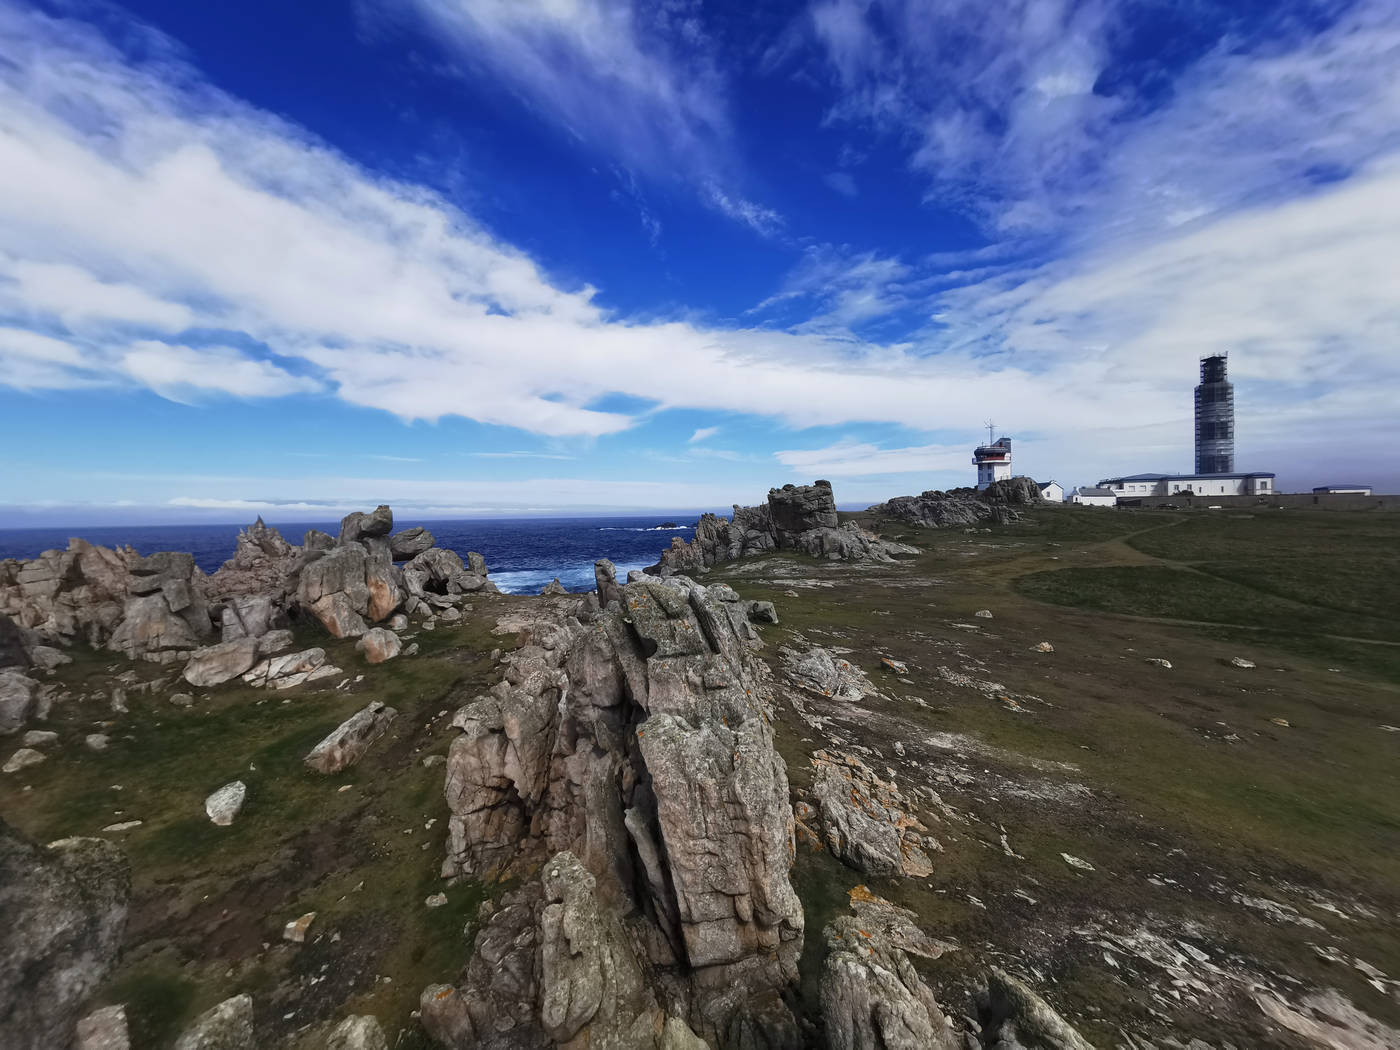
1014,563,1400,641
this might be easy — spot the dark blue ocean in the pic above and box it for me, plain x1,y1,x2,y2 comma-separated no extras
0,516,698,595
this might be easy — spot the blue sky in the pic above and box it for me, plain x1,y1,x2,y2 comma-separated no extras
1,0,1397,524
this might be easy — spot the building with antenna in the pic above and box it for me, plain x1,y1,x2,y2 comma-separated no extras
972,422,1012,490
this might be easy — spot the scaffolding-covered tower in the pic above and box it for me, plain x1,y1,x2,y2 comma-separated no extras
1194,353,1234,474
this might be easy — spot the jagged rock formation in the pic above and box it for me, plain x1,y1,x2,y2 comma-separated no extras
0,539,134,646
438,575,803,1046
781,646,877,703
421,851,716,1050
0,820,130,1050
172,994,255,1050
650,481,916,576
977,969,1095,1050
206,518,302,604
821,911,960,1050
0,669,39,735
868,476,1042,530
807,750,934,878
402,547,494,618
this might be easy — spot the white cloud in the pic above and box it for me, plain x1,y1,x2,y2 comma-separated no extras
775,439,968,477
688,425,720,443
120,342,321,401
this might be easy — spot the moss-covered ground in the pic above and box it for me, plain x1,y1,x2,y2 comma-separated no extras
0,601,523,1047
714,503,1400,1045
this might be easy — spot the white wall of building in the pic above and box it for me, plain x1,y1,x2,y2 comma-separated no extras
1038,481,1065,503
1070,489,1117,507
1101,475,1274,497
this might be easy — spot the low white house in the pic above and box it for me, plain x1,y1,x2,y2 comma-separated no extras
1098,472,1275,498
1070,486,1117,507
1313,484,1372,495
1037,480,1065,503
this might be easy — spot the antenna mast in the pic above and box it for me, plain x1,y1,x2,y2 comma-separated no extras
985,419,996,445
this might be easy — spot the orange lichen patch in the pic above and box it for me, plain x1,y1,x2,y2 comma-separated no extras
434,986,456,1001
858,929,871,938
848,884,880,905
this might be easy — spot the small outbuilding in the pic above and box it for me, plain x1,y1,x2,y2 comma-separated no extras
1312,484,1372,495
1070,486,1117,507
1037,480,1065,503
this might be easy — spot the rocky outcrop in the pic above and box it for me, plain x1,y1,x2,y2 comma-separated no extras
781,646,877,703
338,505,393,545
868,476,1041,530
304,701,397,774
0,821,130,1050
0,613,29,669
401,547,493,618
206,518,301,604
650,480,915,576
809,750,934,878
0,539,133,647
438,575,802,1045
325,1015,389,1050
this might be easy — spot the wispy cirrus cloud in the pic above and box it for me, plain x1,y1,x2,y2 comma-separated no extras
376,0,780,235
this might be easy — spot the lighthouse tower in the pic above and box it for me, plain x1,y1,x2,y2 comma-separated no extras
972,422,1012,491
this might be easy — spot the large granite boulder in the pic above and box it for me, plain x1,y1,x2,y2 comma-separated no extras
0,670,39,735
439,575,803,1044
977,968,1094,1050
298,544,371,638
0,821,130,1050
216,594,283,642
0,613,29,669
304,701,397,774
389,526,434,561
182,637,260,688
768,480,839,539
338,505,393,545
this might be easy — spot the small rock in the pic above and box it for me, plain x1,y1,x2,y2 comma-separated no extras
388,614,409,632
76,1003,130,1050
101,820,142,832
1145,658,1172,669
1230,656,1256,668
3,747,46,773
85,733,110,751
325,1014,389,1050
173,993,254,1050
974,609,993,619
22,729,59,748
403,642,419,656
541,578,568,596
305,701,398,774
1270,717,1292,728
1061,852,1095,871
880,657,909,674
168,693,194,708
355,628,403,665
425,893,448,908
283,912,317,943
1030,641,1054,653
422,754,446,768
205,781,247,826
109,688,128,714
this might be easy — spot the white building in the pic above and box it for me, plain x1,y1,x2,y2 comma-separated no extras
1070,486,1117,507
973,437,1012,491
1098,472,1276,498
1313,484,1371,495
1037,480,1064,503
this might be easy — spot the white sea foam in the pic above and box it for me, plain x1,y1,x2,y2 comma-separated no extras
491,558,653,595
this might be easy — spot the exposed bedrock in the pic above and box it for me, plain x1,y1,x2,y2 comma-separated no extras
0,820,130,1050
649,480,915,576
868,475,1042,530
439,575,803,1047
